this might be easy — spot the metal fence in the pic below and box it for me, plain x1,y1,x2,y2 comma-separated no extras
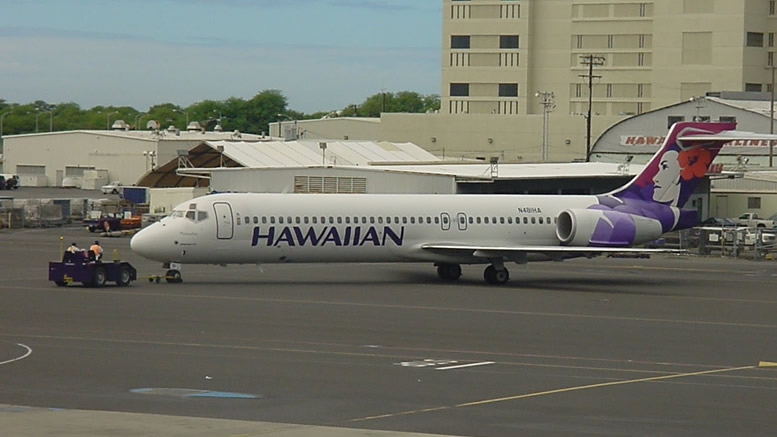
660,227,777,260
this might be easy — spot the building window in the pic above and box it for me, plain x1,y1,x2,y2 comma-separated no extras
451,35,470,49
667,115,685,128
498,83,518,97
500,35,519,49
746,32,764,47
768,52,774,66
719,116,737,123
450,83,470,97
769,33,775,47
748,197,762,209
771,0,776,15
745,83,762,92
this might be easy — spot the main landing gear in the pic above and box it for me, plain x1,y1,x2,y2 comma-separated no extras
435,261,510,285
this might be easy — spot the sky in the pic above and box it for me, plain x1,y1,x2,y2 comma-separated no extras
0,0,442,113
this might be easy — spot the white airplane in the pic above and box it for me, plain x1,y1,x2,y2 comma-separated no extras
130,122,776,285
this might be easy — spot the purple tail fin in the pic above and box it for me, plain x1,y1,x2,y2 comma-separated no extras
609,121,735,208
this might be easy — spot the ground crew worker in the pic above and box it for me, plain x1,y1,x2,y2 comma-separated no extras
66,242,80,253
90,240,103,261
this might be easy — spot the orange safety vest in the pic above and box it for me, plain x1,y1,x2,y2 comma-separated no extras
90,244,102,256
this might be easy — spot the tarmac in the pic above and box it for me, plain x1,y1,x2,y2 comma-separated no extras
1,225,777,436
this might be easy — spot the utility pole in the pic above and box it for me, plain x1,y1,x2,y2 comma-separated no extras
536,91,555,162
768,65,776,167
579,55,605,162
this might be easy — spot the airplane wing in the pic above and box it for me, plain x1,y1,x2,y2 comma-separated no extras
421,243,683,258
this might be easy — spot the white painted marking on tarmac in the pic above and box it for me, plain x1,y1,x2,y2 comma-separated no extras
0,343,32,366
436,361,495,371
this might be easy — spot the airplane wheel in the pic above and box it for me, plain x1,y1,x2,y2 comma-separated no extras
166,269,183,283
436,263,462,281
484,265,509,285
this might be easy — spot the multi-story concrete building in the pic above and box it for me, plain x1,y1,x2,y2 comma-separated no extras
442,0,776,117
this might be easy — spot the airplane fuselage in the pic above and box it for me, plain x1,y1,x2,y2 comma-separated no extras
131,192,601,265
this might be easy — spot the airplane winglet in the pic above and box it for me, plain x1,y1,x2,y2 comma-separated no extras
758,361,777,368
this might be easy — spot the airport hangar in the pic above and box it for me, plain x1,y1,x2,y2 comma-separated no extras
0,121,266,189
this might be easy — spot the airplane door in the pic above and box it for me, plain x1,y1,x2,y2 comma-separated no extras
456,212,468,231
213,202,234,239
440,213,451,231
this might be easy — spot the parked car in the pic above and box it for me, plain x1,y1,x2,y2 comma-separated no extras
734,212,777,228
101,181,123,194
699,217,736,227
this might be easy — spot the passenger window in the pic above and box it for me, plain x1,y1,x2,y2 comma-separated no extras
547,217,551,224
362,217,367,224
270,217,276,224
378,217,383,224
500,217,505,224
507,217,512,224
337,217,343,224
426,217,431,224
345,217,351,224
312,217,318,224
403,217,408,224
395,216,400,223
304,217,309,224
523,217,528,224
329,217,334,224
370,217,375,224
484,217,490,224
279,217,285,224
539,217,544,225
436,217,441,224
262,216,267,224
410,217,416,224
287,216,293,224
531,217,536,224
252,216,258,224
244,216,250,224
296,217,301,224
476,217,482,224
468,217,473,224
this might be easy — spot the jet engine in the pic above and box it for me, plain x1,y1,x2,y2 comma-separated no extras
556,208,663,247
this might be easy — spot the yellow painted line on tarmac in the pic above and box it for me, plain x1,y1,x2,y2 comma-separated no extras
348,362,767,423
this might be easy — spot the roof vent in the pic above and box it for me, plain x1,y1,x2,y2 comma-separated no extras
111,119,129,130
186,121,202,131
167,125,176,132
146,120,160,130
213,124,223,132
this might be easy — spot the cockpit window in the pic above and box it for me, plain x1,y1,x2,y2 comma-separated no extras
198,211,208,221
171,211,185,218
185,211,196,221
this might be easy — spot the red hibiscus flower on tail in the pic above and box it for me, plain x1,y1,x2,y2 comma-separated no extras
678,147,712,181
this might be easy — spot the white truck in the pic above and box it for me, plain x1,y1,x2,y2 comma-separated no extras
734,212,777,228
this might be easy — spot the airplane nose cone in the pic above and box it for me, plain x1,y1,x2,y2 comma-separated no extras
131,224,166,261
